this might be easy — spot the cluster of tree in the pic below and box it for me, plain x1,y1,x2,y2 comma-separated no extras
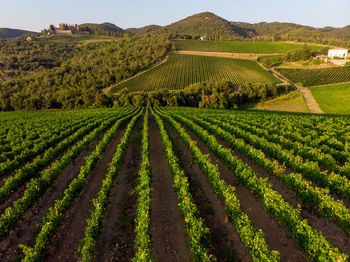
0,35,171,111
113,81,294,108
258,45,331,67
258,55,284,67
0,38,78,72
285,45,313,62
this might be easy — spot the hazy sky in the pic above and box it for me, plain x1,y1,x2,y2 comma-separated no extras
1,0,349,32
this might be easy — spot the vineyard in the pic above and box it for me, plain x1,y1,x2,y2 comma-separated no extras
0,107,349,261
276,66,350,87
111,54,279,92
174,40,323,54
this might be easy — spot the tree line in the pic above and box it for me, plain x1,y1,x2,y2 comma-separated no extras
113,81,294,108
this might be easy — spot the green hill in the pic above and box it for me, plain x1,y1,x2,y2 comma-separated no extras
126,12,350,45
125,25,162,35
127,12,254,39
79,22,124,33
232,21,350,42
0,28,38,39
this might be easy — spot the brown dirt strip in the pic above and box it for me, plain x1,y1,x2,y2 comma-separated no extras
196,120,350,256
165,121,251,261
174,50,258,60
95,119,143,262
299,86,324,114
43,123,129,262
179,125,306,261
0,125,114,261
149,114,194,262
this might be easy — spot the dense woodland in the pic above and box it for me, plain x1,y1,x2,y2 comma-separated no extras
0,36,171,110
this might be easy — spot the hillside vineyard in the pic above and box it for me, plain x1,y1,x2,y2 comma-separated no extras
0,107,349,261
112,54,279,92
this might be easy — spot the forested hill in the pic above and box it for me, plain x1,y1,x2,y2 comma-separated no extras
0,28,38,39
79,22,125,34
126,12,350,46
125,12,255,39
233,22,350,42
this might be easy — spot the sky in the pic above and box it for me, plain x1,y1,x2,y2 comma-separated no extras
1,0,349,32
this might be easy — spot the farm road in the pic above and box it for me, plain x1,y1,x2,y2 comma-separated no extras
297,85,324,114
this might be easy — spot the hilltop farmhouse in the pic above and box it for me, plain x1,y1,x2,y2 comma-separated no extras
52,24,90,35
328,48,348,58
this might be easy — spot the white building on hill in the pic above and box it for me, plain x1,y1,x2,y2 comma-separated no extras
328,48,348,58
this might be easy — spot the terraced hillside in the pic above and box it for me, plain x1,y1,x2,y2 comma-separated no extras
0,107,349,261
111,54,279,92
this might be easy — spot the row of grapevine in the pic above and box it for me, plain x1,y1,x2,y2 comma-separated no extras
164,108,350,236
112,54,279,92
19,110,141,261
161,108,347,261
78,110,142,261
0,109,116,158
0,110,122,176
202,116,350,201
151,108,215,261
132,109,153,261
277,67,350,87
156,109,280,261
0,110,137,241
217,111,350,164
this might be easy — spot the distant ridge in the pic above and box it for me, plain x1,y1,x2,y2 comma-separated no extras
125,11,350,43
2,12,350,42
79,22,124,33
0,28,38,39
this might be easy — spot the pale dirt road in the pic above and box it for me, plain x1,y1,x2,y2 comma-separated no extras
299,86,324,114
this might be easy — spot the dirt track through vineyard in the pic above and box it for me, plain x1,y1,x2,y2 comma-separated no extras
299,86,324,114
96,119,142,262
149,116,194,262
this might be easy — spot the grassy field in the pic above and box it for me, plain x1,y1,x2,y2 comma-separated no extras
174,40,323,54
310,83,350,114
246,90,309,112
276,67,350,87
111,54,279,92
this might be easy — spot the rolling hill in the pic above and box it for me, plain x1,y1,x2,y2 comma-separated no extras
79,22,124,33
126,12,350,44
126,12,255,39
0,28,38,39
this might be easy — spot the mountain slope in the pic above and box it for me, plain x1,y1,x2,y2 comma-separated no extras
0,28,38,39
